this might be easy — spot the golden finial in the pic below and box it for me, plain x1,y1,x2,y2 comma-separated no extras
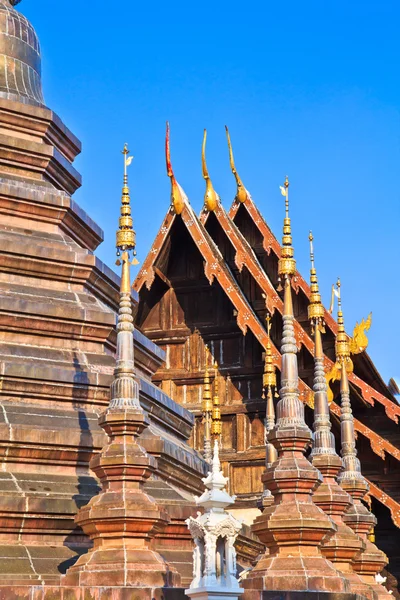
166,122,185,215
225,126,249,203
277,176,296,282
116,143,137,256
263,314,277,391
307,231,325,333
335,279,352,367
211,360,222,438
202,129,218,212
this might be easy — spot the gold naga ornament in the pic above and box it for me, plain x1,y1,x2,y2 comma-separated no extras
225,126,250,204
202,129,218,212
166,121,185,215
325,278,372,404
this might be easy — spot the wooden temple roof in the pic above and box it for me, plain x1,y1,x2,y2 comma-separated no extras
134,190,400,530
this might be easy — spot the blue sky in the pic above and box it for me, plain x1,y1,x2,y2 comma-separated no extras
23,0,399,384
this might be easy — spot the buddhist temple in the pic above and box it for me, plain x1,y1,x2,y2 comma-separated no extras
134,124,400,595
0,1,398,599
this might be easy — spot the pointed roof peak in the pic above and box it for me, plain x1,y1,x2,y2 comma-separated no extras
166,122,189,215
202,129,219,212
225,126,251,204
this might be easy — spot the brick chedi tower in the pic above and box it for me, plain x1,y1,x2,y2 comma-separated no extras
63,146,180,590
333,281,392,600
307,234,372,597
243,178,346,595
0,0,44,107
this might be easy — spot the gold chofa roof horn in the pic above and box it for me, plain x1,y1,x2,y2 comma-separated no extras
225,126,250,203
202,129,218,212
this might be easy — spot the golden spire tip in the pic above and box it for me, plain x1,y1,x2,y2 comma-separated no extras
278,175,295,280
116,141,136,256
166,122,185,215
307,231,324,329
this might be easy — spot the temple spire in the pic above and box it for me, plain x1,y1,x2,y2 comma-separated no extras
277,176,296,292
166,122,186,215
111,144,140,409
63,146,178,588
335,282,391,599
116,144,138,264
202,346,213,463
308,232,336,459
211,360,222,440
335,280,363,485
263,314,277,466
258,313,277,509
243,179,342,595
225,126,250,203
307,236,368,594
202,129,218,212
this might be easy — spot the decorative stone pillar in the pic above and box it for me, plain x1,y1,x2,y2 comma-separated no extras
186,439,243,600
331,280,391,600
243,179,345,594
307,235,371,597
63,145,179,589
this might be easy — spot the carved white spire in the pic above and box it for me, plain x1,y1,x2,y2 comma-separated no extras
186,440,243,600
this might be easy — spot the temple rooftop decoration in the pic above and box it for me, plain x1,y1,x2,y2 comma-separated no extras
63,146,179,588
308,234,371,597
258,313,277,510
333,282,392,600
242,178,346,594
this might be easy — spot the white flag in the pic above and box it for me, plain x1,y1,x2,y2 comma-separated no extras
125,155,134,167
279,185,287,197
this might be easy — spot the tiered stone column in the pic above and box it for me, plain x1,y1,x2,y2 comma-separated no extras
333,287,391,600
63,147,179,590
307,235,371,597
243,179,344,594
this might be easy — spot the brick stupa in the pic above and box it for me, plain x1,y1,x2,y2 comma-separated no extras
0,0,209,589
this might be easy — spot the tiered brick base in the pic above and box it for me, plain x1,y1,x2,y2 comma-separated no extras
0,586,187,600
